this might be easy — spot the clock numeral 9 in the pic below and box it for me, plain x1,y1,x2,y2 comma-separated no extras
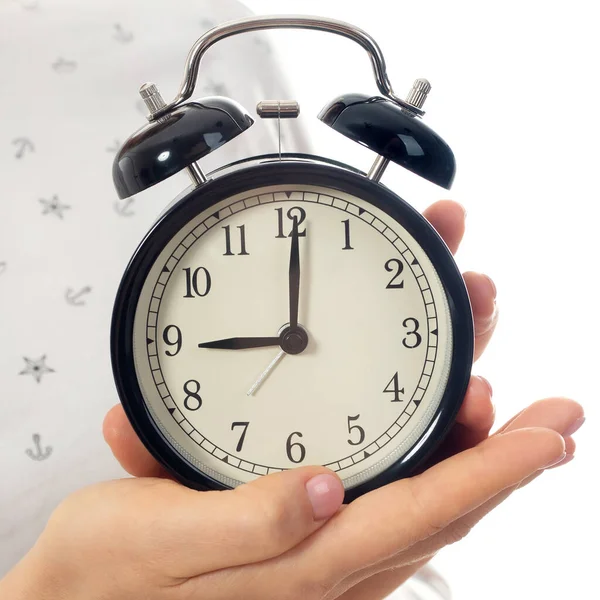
183,267,211,298
383,372,405,402
347,414,365,446
286,431,306,463
385,259,404,289
183,379,202,411
231,421,249,452
402,317,422,349
162,325,182,356
223,224,249,256
275,206,306,238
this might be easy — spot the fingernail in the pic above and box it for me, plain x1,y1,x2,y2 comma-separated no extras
478,375,493,397
562,417,585,437
306,474,344,521
483,274,497,299
543,452,567,469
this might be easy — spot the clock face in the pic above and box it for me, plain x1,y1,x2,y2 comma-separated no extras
114,162,472,498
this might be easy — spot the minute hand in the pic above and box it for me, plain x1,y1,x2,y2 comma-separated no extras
198,337,280,350
288,219,300,329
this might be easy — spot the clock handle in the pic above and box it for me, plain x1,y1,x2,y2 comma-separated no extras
145,15,423,121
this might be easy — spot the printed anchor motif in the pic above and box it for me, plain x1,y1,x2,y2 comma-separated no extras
26,434,53,461
113,23,133,43
52,57,77,73
12,137,34,158
114,197,135,217
0,262,6,276
65,286,92,306
39,195,71,219
19,356,55,383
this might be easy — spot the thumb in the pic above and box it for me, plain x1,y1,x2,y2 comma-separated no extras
167,467,344,577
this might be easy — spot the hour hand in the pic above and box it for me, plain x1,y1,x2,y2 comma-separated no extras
198,336,280,350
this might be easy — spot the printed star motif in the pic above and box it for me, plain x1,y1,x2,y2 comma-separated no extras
39,195,71,219
19,356,55,383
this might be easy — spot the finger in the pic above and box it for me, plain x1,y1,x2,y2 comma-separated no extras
165,467,344,578
494,397,584,436
336,417,582,594
424,375,495,466
455,375,495,434
463,271,498,362
349,400,584,580
307,426,565,583
328,557,433,600
422,200,466,254
103,404,171,478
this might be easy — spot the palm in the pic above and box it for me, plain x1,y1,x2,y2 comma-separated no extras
105,200,500,600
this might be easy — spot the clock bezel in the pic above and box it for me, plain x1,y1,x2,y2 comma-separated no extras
111,157,474,502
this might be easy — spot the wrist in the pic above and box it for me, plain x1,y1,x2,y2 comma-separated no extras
0,549,71,600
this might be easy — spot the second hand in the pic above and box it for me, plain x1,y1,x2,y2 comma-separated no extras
247,349,286,396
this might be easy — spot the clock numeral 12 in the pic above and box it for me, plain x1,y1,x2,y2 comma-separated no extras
383,372,405,402
341,219,354,250
347,414,365,445
231,421,249,452
275,206,307,237
222,224,249,256
183,267,211,298
183,379,202,410
286,431,306,463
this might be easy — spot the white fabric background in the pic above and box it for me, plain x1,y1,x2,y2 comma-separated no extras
0,0,312,575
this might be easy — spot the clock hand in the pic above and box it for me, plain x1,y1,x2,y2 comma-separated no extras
288,218,300,329
198,337,280,350
247,349,286,396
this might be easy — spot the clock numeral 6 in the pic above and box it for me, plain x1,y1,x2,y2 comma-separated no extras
183,267,212,298
162,325,182,356
223,224,249,256
286,431,306,463
402,317,422,349
183,379,202,411
383,372,405,402
347,414,365,446
275,206,306,238
385,258,404,289
231,421,249,452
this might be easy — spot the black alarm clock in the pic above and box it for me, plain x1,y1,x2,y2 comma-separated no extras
111,15,473,502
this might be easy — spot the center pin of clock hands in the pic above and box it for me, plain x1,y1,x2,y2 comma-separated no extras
197,217,309,395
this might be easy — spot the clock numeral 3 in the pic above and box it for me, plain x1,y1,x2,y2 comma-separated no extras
183,267,212,298
183,379,202,410
222,224,249,256
231,421,249,452
347,414,365,446
275,206,306,238
285,431,306,463
385,258,404,289
341,219,354,250
383,372,405,402
402,318,422,349
163,325,182,356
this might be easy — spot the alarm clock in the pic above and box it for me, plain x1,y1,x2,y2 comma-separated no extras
111,15,473,502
